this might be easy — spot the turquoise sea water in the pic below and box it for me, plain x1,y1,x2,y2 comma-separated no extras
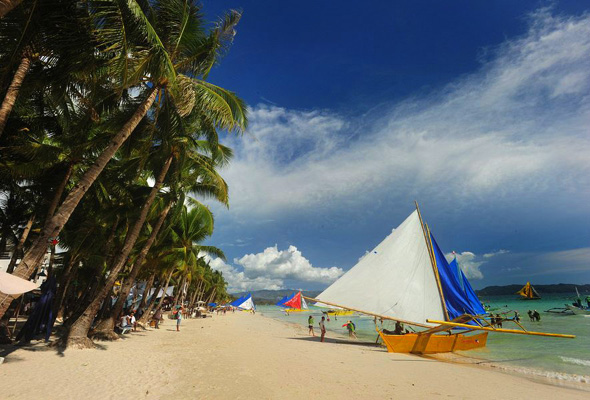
257,293,590,385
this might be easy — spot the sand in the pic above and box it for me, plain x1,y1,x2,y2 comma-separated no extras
0,312,588,399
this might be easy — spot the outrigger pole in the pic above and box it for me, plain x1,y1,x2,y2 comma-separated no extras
426,319,575,339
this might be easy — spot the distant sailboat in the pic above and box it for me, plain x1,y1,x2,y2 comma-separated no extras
279,291,308,312
231,293,255,310
516,282,541,300
565,287,590,315
304,203,574,354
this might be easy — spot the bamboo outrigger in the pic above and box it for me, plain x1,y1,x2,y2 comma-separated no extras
305,202,575,354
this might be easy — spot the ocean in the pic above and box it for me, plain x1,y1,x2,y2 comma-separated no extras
256,293,590,386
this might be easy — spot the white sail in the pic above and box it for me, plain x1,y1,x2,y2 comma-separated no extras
316,210,445,326
301,296,308,310
237,295,255,310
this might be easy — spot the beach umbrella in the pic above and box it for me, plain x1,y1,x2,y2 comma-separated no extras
0,272,38,295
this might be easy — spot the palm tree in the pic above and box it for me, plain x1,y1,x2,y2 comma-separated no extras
0,0,247,321
0,0,24,19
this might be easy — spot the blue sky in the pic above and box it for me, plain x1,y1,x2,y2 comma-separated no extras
199,1,590,292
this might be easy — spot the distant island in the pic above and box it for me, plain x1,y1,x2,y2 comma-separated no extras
476,284,590,296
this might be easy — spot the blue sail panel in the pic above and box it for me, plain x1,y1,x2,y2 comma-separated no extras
276,292,296,307
449,259,465,292
230,295,246,307
460,269,486,315
430,233,481,320
449,258,486,315
276,295,289,306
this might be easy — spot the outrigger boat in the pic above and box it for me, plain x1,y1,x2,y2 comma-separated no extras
304,203,575,354
565,287,590,315
230,293,255,311
516,282,541,300
277,291,309,312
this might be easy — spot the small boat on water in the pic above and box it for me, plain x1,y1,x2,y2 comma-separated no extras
231,293,255,311
565,287,590,315
516,282,541,300
304,203,575,354
278,291,309,312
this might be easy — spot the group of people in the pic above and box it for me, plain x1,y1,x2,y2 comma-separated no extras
307,315,358,342
527,310,541,321
118,310,137,332
489,313,504,328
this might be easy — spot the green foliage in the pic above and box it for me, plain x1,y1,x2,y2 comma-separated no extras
0,0,246,316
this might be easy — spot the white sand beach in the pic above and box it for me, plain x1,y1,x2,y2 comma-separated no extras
0,312,588,399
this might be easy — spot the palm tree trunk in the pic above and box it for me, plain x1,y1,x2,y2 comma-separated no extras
66,153,172,347
136,273,155,314
0,0,24,19
93,202,172,338
148,269,174,321
138,275,166,326
0,88,158,321
6,212,34,273
45,163,74,222
0,54,30,137
52,255,77,319
174,275,186,307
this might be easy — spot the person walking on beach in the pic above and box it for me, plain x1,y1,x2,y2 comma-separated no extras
176,306,183,331
308,315,315,336
153,309,162,329
319,316,326,342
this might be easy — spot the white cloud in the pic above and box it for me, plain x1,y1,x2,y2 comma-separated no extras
207,245,344,292
218,10,590,217
207,256,283,292
483,249,510,258
446,251,485,280
235,245,344,282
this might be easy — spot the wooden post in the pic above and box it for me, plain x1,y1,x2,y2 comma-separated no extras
414,201,450,321
426,319,575,339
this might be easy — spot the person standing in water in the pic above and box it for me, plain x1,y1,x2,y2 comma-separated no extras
319,316,326,342
308,315,315,336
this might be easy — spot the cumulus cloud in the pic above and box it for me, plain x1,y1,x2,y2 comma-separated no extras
217,10,590,217
207,245,344,292
235,245,344,282
446,251,485,280
207,257,283,292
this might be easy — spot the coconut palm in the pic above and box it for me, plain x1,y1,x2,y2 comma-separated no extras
0,0,246,322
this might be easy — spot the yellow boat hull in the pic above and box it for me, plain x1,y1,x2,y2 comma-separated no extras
284,308,306,312
327,310,354,316
379,331,488,354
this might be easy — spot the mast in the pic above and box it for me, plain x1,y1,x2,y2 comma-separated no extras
415,201,450,321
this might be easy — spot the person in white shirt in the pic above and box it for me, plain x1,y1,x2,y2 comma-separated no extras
319,316,326,342
129,311,137,331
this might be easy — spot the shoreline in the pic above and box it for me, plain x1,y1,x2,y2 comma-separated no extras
258,311,590,393
1,312,589,399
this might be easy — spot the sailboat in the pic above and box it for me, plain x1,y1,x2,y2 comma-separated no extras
278,291,309,312
230,293,255,310
565,287,590,315
516,282,541,300
304,203,574,354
